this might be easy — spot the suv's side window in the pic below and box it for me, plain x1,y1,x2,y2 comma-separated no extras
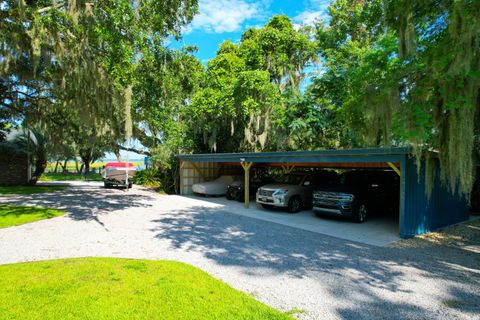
308,174,324,187
303,175,313,186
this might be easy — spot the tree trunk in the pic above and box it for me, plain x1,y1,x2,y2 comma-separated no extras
54,161,59,173
80,148,93,175
113,145,123,162
29,149,48,184
62,159,68,173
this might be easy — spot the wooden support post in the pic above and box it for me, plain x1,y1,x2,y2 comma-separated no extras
281,165,296,174
240,162,253,208
190,162,206,180
179,161,185,195
387,162,401,176
217,163,223,174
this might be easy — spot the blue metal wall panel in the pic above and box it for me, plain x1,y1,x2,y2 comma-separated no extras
399,158,407,238
400,157,469,238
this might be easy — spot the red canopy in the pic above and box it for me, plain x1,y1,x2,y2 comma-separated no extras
105,162,135,168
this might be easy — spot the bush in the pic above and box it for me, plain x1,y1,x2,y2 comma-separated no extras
134,168,161,188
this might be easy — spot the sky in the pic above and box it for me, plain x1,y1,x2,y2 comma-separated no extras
174,0,331,63
107,0,331,161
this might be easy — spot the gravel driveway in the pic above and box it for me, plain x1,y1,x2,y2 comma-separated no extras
0,181,479,320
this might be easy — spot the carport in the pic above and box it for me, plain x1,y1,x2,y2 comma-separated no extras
177,148,469,238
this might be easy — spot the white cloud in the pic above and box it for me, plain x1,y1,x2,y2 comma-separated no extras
294,10,324,25
245,23,265,30
188,0,265,34
293,0,330,26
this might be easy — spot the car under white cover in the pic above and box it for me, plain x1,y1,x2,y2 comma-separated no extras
192,175,240,196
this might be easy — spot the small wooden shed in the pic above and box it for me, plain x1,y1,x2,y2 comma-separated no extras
0,152,30,185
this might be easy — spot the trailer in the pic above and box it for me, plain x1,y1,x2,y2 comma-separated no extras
103,162,136,188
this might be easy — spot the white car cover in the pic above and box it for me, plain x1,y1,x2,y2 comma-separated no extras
192,175,238,195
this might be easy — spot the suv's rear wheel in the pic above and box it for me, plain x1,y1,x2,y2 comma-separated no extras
287,196,302,213
355,204,367,223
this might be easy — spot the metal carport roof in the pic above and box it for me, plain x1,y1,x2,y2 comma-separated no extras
177,147,410,164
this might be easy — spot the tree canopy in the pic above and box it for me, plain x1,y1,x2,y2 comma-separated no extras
1,0,478,197
187,15,318,152
1,0,198,175
1,0,198,144
309,0,479,196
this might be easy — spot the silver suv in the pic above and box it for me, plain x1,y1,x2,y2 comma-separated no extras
256,171,338,213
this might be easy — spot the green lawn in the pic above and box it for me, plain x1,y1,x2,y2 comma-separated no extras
45,161,143,172
0,258,293,320
40,172,103,181
0,205,65,228
0,185,66,195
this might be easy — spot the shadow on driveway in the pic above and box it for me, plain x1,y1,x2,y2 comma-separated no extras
152,206,480,319
0,184,155,226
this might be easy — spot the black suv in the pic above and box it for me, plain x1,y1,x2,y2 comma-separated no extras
226,174,275,202
312,170,399,222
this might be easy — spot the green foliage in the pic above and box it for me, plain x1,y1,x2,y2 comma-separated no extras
188,43,242,152
242,15,317,91
3,0,476,198
133,47,204,152
0,258,293,320
127,46,203,193
188,15,317,152
311,0,391,148
233,70,283,151
1,0,199,170
13,126,50,182
310,0,479,197
149,143,182,193
0,205,65,228
383,0,480,196
282,91,341,150
133,169,161,188
0,140,27,156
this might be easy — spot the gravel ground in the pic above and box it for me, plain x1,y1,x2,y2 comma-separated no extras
0,181,479,320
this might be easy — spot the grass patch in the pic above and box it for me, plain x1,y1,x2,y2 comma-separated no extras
40,172,103,181
0,205,65,228
285,307,306,317
0,185,66,195
0,258,293,320
45,161,143,172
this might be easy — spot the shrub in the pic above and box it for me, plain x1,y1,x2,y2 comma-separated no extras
134,168,161,188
